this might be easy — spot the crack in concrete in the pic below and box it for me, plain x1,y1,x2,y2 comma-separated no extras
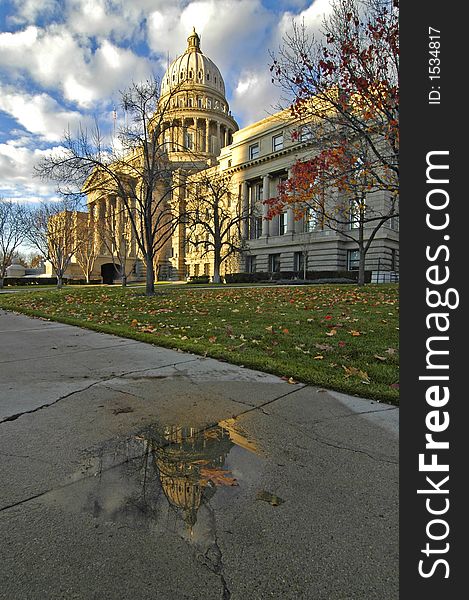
0,357,203,425
266,410,398,465
305,434,398,465
0,380,103,424
0,340,142,365
200,531,231,600
0,454,144,514
0,451,55,465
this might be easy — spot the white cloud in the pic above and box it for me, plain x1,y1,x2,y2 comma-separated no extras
0,24,153,108
0,86,84,142
0,0,339,203
0,142,64,203
231,71,281,125
9,0,60,25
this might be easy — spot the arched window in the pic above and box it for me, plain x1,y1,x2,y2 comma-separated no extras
189,70,193,79
207,73,210,81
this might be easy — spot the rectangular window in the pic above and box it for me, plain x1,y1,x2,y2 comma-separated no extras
304,207,318,232
254,216,262,238
207,98,212,109
279,213,287,235
185,132,193,150
294,251,306,274
390,249,396,271
246,255,256,273
272,134,283,152
300,127,313,142
349,200,362,230
197,98,202,108
347,249,360,271
194,264,200,276
390,215,399,231
269,253,281,273
204,263,210,276
254,183,263,201
249,143,260,160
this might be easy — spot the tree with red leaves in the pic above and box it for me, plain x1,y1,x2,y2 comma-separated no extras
269,0,399,285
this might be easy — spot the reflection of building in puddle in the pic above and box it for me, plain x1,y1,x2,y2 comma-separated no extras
138,422,258,557
143,426,233,525
42,419,259,572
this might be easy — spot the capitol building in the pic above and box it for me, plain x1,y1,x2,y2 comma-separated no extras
57,28,399,283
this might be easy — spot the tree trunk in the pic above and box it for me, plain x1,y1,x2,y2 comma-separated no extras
213,265,221,284
358,243,366,286
213,248,221,284
0,277,4,290
356,211,366,286
57,274,63,289
122,274,127,287
145,258,155,296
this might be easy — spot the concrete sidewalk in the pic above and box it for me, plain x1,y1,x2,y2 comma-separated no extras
0,310,398,600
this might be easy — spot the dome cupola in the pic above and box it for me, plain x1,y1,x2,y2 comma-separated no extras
160,28,226,99
157,29,238,159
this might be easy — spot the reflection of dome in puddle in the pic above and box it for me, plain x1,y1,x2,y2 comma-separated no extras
143,425,234,528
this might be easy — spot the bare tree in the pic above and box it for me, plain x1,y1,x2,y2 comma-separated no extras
35,78,192,296
24,199,82,289
0,198,27,289
185,172,248,283
74,212,100,283
97,196,135,287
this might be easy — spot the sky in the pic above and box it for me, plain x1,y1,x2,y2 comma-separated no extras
0,0,332,205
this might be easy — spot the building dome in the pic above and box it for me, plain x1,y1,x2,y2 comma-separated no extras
6,257,25,278
155,28,238,166
160,28,226,99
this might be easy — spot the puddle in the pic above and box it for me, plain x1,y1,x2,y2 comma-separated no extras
41,420,265,563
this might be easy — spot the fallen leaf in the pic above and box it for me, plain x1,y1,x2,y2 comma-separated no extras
374,355,387,361
349,330,361,336
315,343,332,351
200,468,238,486
325,329,337,336
256,490,285,507
208,336,217,343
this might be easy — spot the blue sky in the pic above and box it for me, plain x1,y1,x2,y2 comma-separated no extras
0,0,331,204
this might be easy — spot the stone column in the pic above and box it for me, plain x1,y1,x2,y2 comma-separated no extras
195,118,201,152
216,121,221,153
205,119,210,153
223,127,228,147
241,181,249,240
285,168,295,233
262,174,270,237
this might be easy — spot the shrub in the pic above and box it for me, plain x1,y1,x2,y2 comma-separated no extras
187,275,210,284
224,270,372,284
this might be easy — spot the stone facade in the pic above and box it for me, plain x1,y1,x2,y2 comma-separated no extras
73,29,398,283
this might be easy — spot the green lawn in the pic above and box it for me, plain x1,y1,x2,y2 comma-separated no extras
0,284,399,404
